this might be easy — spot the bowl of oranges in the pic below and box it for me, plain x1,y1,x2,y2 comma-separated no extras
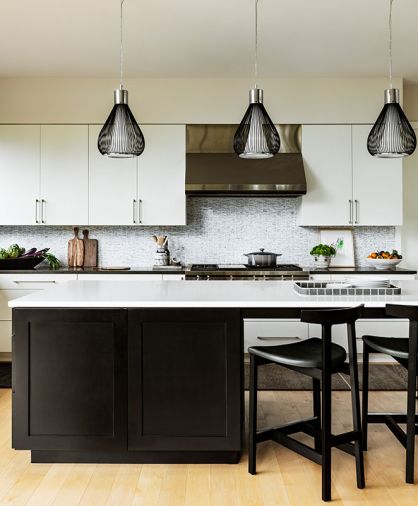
367,250,402,270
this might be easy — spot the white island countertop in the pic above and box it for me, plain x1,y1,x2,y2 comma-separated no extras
8,279,418,308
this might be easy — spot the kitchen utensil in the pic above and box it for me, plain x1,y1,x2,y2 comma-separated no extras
152,235,168,248
366,258,402,270
68,227,84,268
82,229,98,267
244,248,282,267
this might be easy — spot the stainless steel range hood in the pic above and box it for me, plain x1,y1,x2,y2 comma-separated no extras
185,124,306,197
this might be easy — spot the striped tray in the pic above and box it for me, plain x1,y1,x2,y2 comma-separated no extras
294,281,401,296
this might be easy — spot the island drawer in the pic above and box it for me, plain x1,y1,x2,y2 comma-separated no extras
0,274,77,290
244,319,309,352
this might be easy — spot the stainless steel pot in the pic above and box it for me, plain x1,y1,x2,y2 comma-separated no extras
244,248,282,267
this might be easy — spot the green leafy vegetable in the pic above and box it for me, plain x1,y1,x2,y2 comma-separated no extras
310,244,336,257
43,252,60,270
7,244,24,258
0,248,8,260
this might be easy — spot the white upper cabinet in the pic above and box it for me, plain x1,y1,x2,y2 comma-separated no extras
40,125,89,225
298,125,353,226
352,125,402,226
0,124,185,226
0,125,40,225
88,125,137,225
137,125,186,225
299,124,403,226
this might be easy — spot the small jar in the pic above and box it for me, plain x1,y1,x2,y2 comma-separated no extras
154,248,169,266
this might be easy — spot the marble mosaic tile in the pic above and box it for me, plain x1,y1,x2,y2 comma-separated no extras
0,198,396,267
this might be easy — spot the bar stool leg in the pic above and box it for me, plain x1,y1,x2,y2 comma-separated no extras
321,370,332,502
313,378,321,452
362,344,370,451
348,346,365,489
406,351,417,483
248,353,258,475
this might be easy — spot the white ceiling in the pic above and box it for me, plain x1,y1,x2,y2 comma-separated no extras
1,0,418,83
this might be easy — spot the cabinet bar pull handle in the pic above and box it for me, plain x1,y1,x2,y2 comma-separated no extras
41,199,46,224
349,200,353,224
13,280,56,284
138,199,142,224
257,336,302,341
35,199,40,224
132,199,136,224
355,199,359,224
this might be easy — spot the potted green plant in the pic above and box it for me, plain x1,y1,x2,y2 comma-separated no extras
310,243,336,269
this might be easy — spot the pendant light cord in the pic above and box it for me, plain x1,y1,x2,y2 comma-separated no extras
120,0,125,89
254,0,259,89
388,0,394,89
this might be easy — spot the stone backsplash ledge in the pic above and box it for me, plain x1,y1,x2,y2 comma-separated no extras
0,198,396,267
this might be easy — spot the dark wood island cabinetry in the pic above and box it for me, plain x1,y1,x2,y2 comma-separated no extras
12,308,243,463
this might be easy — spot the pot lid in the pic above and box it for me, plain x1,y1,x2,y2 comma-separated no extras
244,248,281,256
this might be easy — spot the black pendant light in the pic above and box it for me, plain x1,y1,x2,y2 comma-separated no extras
98,0,145,157
367,0,416,158
233,0,280,159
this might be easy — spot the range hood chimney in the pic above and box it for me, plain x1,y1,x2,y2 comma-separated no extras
185,125,306,197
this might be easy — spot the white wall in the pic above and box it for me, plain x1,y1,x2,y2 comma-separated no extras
0,77,402,124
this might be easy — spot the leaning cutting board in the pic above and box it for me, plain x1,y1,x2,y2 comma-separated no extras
82,229,98,267
67,227,84,268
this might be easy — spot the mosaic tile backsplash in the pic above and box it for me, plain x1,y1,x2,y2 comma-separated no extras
0,198,396,268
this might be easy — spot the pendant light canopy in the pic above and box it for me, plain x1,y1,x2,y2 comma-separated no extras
98,0,145,158
233,0,280,159
367,0,416,158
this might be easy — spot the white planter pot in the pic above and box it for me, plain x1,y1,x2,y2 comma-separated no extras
312,256,332,269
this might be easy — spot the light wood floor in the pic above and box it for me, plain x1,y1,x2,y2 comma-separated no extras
0,388,417,505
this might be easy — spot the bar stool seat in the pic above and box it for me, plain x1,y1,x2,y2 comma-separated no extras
249,338,347,369
363,335,414,360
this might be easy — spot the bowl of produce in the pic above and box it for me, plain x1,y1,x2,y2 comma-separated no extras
0,244,60,270
367,250,402,270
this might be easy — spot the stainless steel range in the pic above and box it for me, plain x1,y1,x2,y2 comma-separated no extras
185,264,309,281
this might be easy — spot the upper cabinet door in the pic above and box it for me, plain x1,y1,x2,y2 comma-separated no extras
40,125,89,225
0,125,40,225
299,125,353,226
138,125,186,225
88,125,138,225
352,125,403,226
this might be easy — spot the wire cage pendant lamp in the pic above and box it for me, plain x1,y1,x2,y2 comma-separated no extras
233,0,280,159
367,0,416,158
98,0,145,157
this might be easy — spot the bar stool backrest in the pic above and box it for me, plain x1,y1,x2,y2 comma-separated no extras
300,305,364,363
386,304,418,322
386,304,418,358
300,305,364,326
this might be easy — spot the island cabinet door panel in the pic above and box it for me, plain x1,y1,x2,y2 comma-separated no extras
128,309,242,452
12,308,127,451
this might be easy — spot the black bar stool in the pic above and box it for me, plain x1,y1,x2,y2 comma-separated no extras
362,303,418,484
248,305,365,502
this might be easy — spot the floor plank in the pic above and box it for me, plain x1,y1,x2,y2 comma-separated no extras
0,389,417,505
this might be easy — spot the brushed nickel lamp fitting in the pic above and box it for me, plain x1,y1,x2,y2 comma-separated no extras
233,0,280,159
367,0,416,158
98,0,145,158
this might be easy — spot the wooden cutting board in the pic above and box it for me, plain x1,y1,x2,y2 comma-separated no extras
82,229,98,267
68,227,84,268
